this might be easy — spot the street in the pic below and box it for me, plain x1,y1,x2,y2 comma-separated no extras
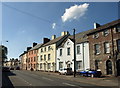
2,70,118,88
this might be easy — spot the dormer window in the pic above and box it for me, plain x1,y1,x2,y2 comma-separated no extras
103,29,109,36
93,33,99,39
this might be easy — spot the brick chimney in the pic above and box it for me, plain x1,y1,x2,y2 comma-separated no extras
33,42,37,47
43,38,50,44
27,47,32,51
51,35,56,40
94,23,101,29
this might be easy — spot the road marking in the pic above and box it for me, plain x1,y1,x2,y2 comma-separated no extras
62,82,76,86
42,77,53,81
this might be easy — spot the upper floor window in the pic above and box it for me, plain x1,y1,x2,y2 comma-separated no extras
117,39,120,52
44,47,46,52
116,25,120,32
77,46,80,54
94,44,100,55
41,48,43,52
60,49,62,56
93,33,99,39
40,55,43,61
34,50,36,54
44,55,46,61
67,42,70,45
104,42,110,54
34,57,36,62
103,29,109,36
48,54,51,60
67,47,70,55
48,46,51,51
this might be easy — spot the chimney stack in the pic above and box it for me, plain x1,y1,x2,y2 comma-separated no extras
33,42,37,47
27,47,32,51
94,23,101,29
51,35,56,40
61,31,69,36
43,38,50,44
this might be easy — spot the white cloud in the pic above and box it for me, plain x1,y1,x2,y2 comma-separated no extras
52,23,56,29
61,3,89,22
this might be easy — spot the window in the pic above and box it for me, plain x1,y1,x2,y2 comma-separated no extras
34,57,36,62
95,60,100,70
48,46,51,51
40,55,43,61
31,57,33,62
47,63,51,69
77,46,80,54
76,61,82,70
116,25,120,32
41,48,43,52
59,62,63,69
34,64,36,68
44,55,46,61
48,54,50,60
40,63,42,69
60,49,62,56
94,44,100,55
104,42,110,53
103,29,109,36
67,47,70,55
93,33,99,38
34,50,36,54
44,47,46,51
117,39,120,52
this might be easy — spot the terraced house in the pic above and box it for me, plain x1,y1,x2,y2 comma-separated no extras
57,30,92,72
37,31,69,72
87,19,120,76
27,43,42,71
19,51,27,70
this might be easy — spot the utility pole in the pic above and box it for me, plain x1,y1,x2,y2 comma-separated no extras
73,29,76,77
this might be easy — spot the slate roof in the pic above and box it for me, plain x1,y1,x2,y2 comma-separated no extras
29,43,43,51
87,19,120,35
42,35,69,47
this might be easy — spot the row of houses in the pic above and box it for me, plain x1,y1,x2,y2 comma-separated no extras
19,19,120,76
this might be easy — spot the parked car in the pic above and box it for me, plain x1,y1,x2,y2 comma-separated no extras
59,68,73,75
2,67,10,72
10,67,14,70
79,69,102,77
16,67,20,70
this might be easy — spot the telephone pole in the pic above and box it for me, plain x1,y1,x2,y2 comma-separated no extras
73,29,76,77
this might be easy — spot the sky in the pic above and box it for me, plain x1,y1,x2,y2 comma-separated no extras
1,2,119,60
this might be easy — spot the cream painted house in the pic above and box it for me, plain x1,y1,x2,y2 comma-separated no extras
37,31,69,71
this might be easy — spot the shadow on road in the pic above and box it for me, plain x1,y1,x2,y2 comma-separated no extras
2,71,16,88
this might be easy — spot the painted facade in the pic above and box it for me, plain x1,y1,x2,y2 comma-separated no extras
37,32,69,72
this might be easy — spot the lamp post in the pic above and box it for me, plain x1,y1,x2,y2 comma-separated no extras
73,29,76,77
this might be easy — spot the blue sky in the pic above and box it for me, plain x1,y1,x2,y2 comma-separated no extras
2,2,118,59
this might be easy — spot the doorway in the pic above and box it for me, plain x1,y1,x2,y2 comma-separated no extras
106,60,112,75
116,59,120,76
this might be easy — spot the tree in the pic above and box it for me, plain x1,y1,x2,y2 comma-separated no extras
0,45,8,65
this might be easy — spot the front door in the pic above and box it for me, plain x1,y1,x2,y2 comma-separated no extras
106,60,112,75
116,59,120,76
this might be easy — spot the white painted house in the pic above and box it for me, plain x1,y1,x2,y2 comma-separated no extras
57,30,91,72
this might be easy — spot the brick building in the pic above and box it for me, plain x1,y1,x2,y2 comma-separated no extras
87,19,120,76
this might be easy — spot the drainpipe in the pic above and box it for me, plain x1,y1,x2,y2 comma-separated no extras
82,43,85,71
110,27,116,76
